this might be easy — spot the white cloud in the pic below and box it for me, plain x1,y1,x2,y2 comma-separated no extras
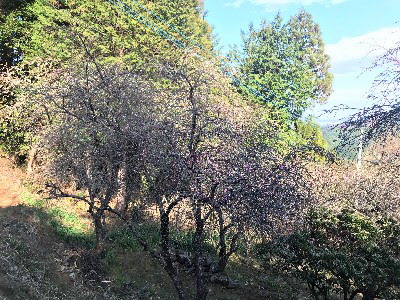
320,27,400,123
225,0,347,8
225,0,244,7
311,86,369,122
326,27,400,74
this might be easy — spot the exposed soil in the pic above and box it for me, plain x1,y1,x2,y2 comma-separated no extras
0,156,24,208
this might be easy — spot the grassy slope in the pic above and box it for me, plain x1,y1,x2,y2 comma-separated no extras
0,164,309,299
0,204,97,300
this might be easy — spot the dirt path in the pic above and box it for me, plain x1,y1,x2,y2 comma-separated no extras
0,156,24,207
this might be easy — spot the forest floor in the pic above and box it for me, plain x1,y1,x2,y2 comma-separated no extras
0,156,310,300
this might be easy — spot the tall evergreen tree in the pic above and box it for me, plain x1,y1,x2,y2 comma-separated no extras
0,0,213,69
232,10,333,121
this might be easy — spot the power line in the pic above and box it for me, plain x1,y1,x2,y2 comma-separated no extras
107,0,275,104
109,0,186,49
123,0,205,50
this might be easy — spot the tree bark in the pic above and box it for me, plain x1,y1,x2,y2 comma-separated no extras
348,290,361,300
361,290,376,300
193,203,209,300
215,208,240,274
115,156,129,214
27,144,38,174
93,210,105,255
160,206,187,300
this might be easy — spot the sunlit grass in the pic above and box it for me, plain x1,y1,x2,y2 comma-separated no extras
20,190,94,247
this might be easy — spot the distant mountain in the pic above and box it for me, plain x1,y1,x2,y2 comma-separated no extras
322,124,359,161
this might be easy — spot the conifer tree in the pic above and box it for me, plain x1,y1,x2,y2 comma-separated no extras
232,10,333,121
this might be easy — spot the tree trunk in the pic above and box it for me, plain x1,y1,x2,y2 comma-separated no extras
160,210,187,300
27,144,38,174
348,290,361,300
93,210,105,255
361,290,376,300
115,157,129,214
216,208,228,273
193,204,208,300
215,208,240,274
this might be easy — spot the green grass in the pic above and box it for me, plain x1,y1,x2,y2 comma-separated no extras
21,191,94,248
20,190,45,207
106,222,220,255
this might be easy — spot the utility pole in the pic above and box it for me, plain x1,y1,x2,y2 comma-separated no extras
355,129,364,208
356,130,364,170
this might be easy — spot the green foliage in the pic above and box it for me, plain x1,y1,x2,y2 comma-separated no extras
0,118,31,156
286,117,327,152
0,0,31,68
232,10,333,121
264,208,400,300
294,118,327,149
107,224,160,252
0,0,214,157
263,116,328,156
0,86,45,159
0,0,213,68
107,223,217,254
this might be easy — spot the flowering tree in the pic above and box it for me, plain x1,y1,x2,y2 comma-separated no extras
140,55,315,299
311,137,400,221
36,52,314,299
37,59,159,253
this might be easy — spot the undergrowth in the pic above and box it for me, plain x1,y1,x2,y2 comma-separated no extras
20,191,94,248
15,189,307,299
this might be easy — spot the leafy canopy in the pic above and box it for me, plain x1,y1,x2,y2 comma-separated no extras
232,10,333,121
0,0,213,68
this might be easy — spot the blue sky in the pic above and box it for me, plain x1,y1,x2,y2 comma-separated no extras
204,0,400,124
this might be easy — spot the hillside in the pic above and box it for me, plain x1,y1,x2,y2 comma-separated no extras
0,157,309,300
0,156,23,208
322,125,359,160
0,157,102,299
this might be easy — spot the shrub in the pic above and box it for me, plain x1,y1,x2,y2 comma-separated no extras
265,208,400,300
